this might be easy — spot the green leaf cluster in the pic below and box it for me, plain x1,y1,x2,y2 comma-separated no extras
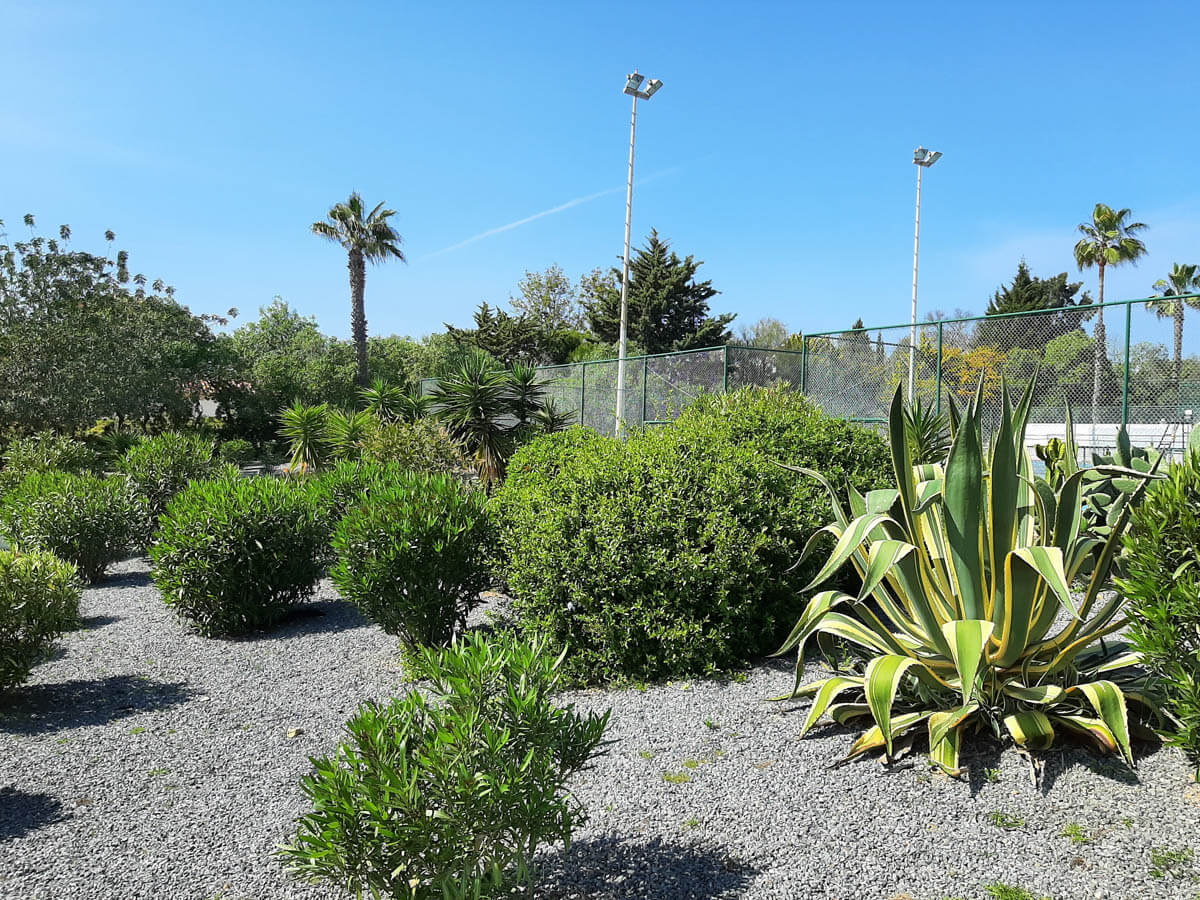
149,476,324,636
330,472,493,646
118,432,217,547
493,387,891,683
780,381,1162,772
0,431,98,497
1119,449,1200,770
0,471,135,583
0,547,82,689
278,631,610,899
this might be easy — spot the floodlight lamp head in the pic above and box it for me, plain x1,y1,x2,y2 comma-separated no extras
644,78,663,97
624,72,645,95
913,147,943,166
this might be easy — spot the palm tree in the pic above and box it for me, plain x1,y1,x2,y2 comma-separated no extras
311,193,405,387
1147,263,1200,410
1074,204,1148,424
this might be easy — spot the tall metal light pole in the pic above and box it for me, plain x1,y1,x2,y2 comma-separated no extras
615,70,662,437
908,146,942,400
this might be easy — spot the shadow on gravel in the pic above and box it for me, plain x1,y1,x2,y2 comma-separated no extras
78,614,120,630
0,788,66,842
244,601,372,642
0,675,193,735
98,567,153,589
1038,746,1143,794
536,834,755,899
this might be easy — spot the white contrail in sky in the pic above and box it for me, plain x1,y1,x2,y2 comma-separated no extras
422,168,679,259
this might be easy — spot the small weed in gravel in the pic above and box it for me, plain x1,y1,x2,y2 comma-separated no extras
129,726,146,735
682,758,702,770
662,771,692,784
683,817,700,828
988,811,1025,831
638,749,655,760
1149,846,1195,879
984,767,1000,783
1059,823,1090,845
704,718,720,730
984,884,1051,900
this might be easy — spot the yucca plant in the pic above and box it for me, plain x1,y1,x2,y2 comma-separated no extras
902,396,951,465
359,376,406,422
778,379,1164,774
325,408,375,460
279,401,331,472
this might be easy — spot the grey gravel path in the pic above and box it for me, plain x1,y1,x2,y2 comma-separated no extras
2,559,1199,900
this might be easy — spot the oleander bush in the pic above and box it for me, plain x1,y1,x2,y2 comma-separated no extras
216,438,256,465
279,631,610,899
493,387,892,683
1120,449,1200,771
359,419,468,476
119,432,216,546
307,459,402,563
0,547,82,690
331,472,492,646
0,431,97,496
149,476,324,636
0,471,136,582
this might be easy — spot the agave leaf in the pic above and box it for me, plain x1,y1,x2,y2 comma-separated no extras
1054,714,1119,756
859,540,916,602
818,612,908,656
941,620,993,704
778,464,851,528
992,546,1073,667
989,382,1019,602
865,655,922,757
888,387,918,532
1003,710,1055,750
828,702,872,725
928,702,978,753
1066,680,1133,764
928,720,964,776
942,380,986,620
798,514,893,592
1001,684,1067,704
798,676,863,736
843,711,931,763
773,590,852,657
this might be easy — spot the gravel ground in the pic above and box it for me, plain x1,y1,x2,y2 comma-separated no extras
3,559,1200,900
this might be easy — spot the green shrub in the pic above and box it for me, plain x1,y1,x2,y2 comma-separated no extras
307,460,402,563
216,438,256,465
360,419,468,475
493,387,892,683
119,432,216,545
331,473,492,645
1120,451,1200,771
0,431,97,496
279,631,610,899
0,548,82,689
0,471,136,582
149,476,324,636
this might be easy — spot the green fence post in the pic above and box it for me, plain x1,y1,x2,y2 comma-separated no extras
722,344,730,393
579,362,586,429
800,335,808,394
641,357,648,424
935,321,944,416
1122,301,1132,429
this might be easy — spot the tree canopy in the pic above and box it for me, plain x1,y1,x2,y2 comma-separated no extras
974,261,1093,351
583,230,735,354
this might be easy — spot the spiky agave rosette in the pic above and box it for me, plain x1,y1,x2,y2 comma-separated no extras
777,377,1166,775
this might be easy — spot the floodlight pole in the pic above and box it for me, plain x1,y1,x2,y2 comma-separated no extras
908,147,941,401
615,71,661,438
615,89,639,438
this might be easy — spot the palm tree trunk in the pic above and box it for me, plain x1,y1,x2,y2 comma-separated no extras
1092,262,1106,432
1175,302,1184,415
348,248,369,387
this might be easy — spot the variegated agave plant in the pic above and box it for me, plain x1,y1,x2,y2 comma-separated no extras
778,380,1165,774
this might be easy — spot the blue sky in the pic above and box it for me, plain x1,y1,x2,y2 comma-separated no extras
3,0,1198,347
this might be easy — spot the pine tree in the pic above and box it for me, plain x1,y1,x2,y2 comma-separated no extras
974,260,1093,352
583,230,734,354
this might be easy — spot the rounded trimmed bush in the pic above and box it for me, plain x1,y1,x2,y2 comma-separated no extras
493,387,891,683
149,476,324,636
0,471,136,583
360,419,468,475
119,432,216,546
331,472,492,646
0,548,82,689
306,460,404,566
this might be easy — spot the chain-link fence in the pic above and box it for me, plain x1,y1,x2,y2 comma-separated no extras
420,294,1200,458
800,295,1200,460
